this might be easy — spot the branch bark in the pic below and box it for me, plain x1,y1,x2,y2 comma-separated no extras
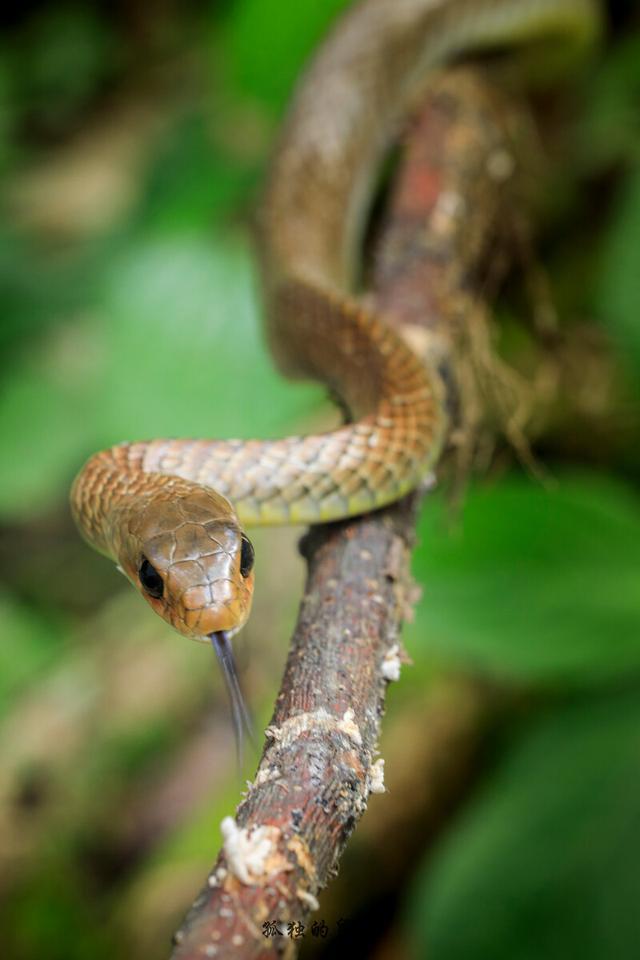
171,67,531,959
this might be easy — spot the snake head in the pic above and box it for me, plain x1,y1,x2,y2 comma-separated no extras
111,484,255,640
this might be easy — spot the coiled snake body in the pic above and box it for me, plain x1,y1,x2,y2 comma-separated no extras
71,0,600,744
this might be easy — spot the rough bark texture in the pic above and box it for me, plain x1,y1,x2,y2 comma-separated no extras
171,67,529,960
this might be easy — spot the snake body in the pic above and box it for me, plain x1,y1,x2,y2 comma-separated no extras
71,0,600,742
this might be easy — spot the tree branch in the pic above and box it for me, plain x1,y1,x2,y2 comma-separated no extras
171,67,531,959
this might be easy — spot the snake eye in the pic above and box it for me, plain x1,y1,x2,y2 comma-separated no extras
138,557,164,599
239,535,255,578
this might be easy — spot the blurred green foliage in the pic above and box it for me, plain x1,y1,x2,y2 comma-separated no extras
596,166,640,380
0,2,639,960
409,689,640,960
410,475,640,685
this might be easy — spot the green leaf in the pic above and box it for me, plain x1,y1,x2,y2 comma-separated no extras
595,166,640,381
406,690,640,960
216,0,350,110
575,32,640,173
408,474,640,685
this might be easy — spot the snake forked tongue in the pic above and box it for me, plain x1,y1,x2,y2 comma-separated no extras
210,631,254,767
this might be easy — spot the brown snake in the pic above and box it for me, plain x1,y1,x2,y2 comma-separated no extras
71,0,600,749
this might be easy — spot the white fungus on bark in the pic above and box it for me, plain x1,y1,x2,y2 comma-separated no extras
220,816,284,885
381,644,402,681
369,758,386,794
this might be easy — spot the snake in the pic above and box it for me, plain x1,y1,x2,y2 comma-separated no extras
71,0,600,751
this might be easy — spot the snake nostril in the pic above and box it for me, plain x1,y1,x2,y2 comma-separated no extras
139,557,164,599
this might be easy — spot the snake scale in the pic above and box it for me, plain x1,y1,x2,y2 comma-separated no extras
71,0,600,747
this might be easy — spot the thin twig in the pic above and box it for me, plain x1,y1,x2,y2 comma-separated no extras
171,67,529,959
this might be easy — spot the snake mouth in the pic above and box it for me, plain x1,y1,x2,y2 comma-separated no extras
210,631,254,765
